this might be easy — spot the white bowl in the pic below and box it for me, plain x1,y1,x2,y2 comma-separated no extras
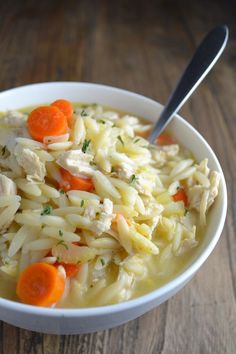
0,82,227,334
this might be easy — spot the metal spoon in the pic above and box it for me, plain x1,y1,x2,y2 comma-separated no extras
148,25,229,144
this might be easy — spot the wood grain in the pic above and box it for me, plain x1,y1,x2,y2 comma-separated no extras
0,0,235,353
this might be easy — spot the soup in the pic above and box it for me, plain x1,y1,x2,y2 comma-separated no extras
0,100,220,307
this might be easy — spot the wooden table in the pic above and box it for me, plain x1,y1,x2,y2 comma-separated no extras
0,1,235,353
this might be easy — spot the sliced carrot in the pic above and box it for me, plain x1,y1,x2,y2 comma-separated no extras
173,188,188,207
59,168,94,192
16,263,65,307
51,99,73,126
156,132,175,145
27,106,68,142
135,129,151,139
55,262,81,278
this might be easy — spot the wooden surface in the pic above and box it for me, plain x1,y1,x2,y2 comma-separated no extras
0,0,235,353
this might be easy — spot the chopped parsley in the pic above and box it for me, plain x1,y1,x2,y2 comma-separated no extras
1,145,6,156
56,240,68,249
98,119,106,124
96,212,100,217
111,166,116,173
129,174,139,186
100,258,105,266
89,161,96,166
40,205,52,215
184,208,189,216
117,135,124,145
59,230,63,237
134,138,140,144
82,139,91,153
81,109,89,117
59,189,65,194
80,199,85,207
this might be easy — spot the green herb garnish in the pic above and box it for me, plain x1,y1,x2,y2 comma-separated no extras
40,205,52,215
59,230,63,237
82,139,91,153
98,119,106,124
81,110,89,117
56,240,68,250
96,212,100,217
111,166,116,173
129,174,139,186
100,258,105,266
59,189,65,194
184,208,189,216
134,138,140,143
117,135,124,145
80,200,85,207
1,145,6,156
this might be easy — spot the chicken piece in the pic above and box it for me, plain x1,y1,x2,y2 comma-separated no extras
57,150,95,177
14,144,46,182
0,174,19,234
151,144,179,167
187,170,220,212
0,174,17,196
117,163,135,180
208,171,220,208
103,198,113,214
84,204,98,219
91,198,114,236
175,237,198,256
2,110,26,128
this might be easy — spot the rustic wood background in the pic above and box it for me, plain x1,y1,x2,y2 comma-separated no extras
0,0,235,353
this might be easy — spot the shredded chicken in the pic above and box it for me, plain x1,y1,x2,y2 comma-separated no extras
0,174,19,234
2,110,27,128
91,198,115,235
14,144,46,182
56,150,95,177
187,170,220,212
151,144,179,167
117,163,135,179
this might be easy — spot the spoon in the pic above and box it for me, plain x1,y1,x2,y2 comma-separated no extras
148,25,229,144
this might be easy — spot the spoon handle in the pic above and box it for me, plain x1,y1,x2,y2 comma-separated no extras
148,25,229,144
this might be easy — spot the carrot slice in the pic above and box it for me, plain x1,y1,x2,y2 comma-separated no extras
173,188,188,207
59,168,94,192
51,99,73,126
27,106,68,142
135,129,151,139
16,263,65,307
156,133,175,145
55,262,81,278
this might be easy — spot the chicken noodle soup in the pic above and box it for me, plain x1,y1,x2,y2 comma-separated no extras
0,101,220,307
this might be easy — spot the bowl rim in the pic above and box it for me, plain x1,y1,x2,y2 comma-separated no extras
0,81,227,317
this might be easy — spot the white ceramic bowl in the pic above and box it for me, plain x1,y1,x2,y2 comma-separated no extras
0,82,227,334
